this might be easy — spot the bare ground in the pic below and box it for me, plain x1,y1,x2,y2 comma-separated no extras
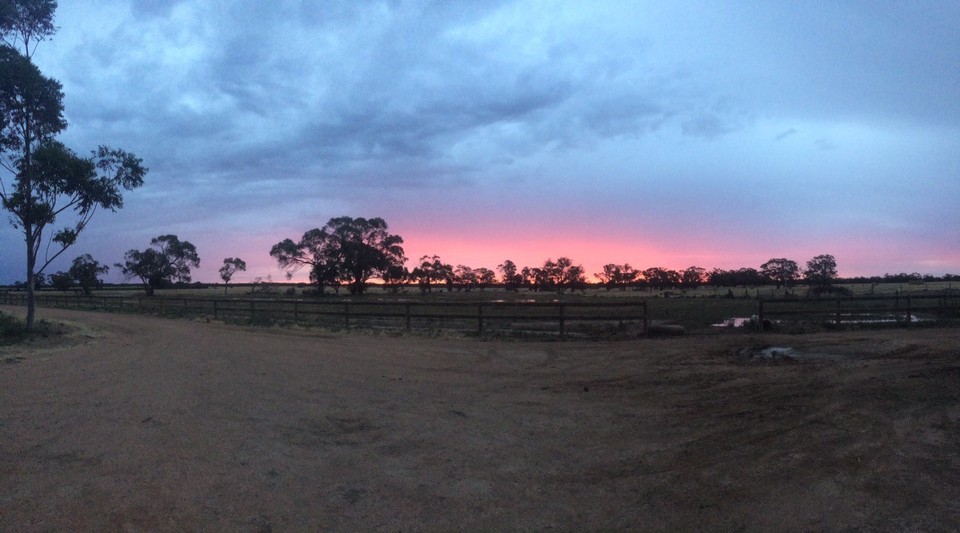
1,305,959,531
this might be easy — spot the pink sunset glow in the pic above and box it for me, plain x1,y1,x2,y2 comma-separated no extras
2,2,958,285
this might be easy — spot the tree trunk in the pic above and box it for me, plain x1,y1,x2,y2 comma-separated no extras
25,251,36,329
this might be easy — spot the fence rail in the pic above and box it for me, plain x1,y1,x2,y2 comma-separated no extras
756,294,960,329
0,293,649,338
3,291,958,336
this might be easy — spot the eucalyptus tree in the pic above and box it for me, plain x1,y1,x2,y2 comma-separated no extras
760,258,800,289
804,254,838,291
497,259,523,291
271,216,405,295
532,257,587,294
69,253,108,295
270,227,338,293
596,263,640,291
117,235,200,296
681,266,707,288
642,267,681,291
0,0,57,59
410,255,452,293
218,257,246,294
0,2,146,327
474,267,496,290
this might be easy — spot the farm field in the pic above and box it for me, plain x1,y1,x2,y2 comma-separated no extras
1,306,959,530
7,281,960,337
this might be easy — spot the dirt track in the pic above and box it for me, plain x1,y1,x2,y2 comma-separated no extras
1,306,959,531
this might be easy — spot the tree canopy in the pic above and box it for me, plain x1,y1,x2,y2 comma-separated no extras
596,263,640,291
760,258,800,289
0,0,57,58
117,235,200,296
68,253,108,295
804,254,838,291
219,257,246,294
271,216,405,295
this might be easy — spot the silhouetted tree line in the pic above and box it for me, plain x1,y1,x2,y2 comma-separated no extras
13,217,960,298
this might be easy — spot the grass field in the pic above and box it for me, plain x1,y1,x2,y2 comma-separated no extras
4,281,958,338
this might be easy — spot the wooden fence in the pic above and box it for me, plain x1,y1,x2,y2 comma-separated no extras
0,292,649,338
3,291,957,336
756,294,960,330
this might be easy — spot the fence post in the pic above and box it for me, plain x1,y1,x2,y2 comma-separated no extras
906,296,912,328
213,300,219,320
293,300,299,321
643,301,649,336
478,304,484,335
250,300,256,319
405,303,411,331
835,299,842,327
344,303,350,328
758,299,765,332
558,303,565,338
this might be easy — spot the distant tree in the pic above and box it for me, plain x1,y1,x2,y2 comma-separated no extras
760,258,800,289
680,266,707,288
271,217,404,295
708,267,765,287
48,270,71,291
0,5,147,329
68,254,108,295
474,267,496,290
521,265,548,292
537,257,587,294
804,254,838,291
555,258,587,294
597,263,638,291
117,235,200,296
218,257,246,295
410,255,452,293
497,259,523,291
327,216,405,294
270,227,338,293
381,263,408,293
642,267,680,291
453,265,478,291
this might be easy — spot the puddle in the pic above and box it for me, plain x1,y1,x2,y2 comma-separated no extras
713,317,754,328
712,316,772,329
734,346,796,360
714,314,926,328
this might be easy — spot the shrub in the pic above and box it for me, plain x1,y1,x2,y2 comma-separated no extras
0,312,28,344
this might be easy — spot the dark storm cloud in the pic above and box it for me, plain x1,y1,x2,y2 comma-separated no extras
2,0,959,283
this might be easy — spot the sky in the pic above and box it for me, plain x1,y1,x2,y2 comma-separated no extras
2,0,959,284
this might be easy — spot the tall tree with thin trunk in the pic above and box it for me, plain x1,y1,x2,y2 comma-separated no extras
0,2,146,328
219,257,246,295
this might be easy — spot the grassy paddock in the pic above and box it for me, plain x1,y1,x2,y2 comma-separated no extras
3,281,958,337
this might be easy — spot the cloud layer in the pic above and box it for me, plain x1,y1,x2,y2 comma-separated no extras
2,0,959,283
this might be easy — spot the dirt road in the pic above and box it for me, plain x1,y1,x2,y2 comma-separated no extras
1,306,958,530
